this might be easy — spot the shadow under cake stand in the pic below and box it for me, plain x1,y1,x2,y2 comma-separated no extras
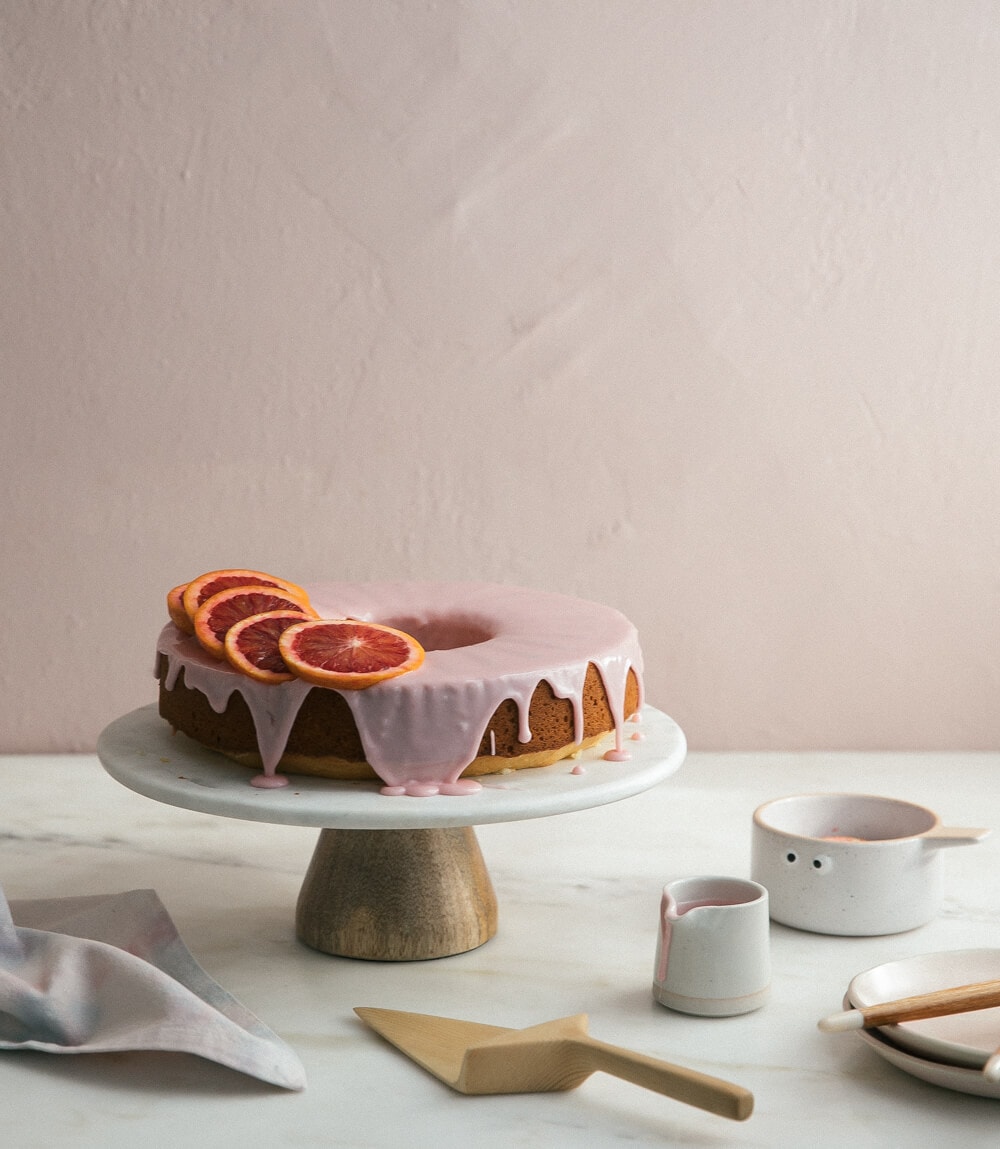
97,704,686,962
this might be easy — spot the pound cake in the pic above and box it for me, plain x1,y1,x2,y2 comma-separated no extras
156,574,644,796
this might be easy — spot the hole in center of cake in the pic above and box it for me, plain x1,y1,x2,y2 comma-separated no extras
382,613,494,652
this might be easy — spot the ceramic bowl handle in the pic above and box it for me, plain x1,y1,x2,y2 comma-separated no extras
920,825,991,849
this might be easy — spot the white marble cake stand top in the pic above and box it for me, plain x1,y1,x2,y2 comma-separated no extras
97,704,686,831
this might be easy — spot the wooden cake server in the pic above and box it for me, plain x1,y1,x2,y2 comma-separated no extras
354,1007,753,1121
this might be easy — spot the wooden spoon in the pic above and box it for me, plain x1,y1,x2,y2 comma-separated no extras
819,979,1000,1033
354,1007,753,1121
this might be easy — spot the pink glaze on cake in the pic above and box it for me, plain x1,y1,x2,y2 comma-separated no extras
157,580,644,796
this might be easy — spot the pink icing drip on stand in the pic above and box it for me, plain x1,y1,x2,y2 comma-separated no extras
381,777,484,798
440,779,483,796
251,773,289,789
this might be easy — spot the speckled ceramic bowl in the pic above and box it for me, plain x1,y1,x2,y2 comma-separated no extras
751,793,988,936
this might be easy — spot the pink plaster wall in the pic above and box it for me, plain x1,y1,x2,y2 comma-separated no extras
2,2,999,753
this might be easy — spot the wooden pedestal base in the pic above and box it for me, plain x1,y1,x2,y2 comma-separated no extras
295,826,499,961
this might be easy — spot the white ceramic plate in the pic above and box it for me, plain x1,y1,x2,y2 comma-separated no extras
852,1021,1000,1100
847,949,1000,1070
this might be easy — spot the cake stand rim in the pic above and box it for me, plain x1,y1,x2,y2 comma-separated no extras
96,703,686,830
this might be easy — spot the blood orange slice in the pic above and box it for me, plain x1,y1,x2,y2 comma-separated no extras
194,585,318,659
224,610,313,683
182,568,309,624
278,619,425,690
167,582,195,634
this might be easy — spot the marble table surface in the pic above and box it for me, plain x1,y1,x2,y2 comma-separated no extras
4,747,1000,1147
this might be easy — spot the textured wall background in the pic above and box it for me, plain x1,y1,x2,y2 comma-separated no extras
3,1,999,753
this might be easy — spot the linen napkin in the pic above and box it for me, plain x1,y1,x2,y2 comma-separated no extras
0,886,305,1089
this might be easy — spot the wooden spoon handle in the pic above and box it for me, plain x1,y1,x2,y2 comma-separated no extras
573,1037,753,1121
820,978,1000,1032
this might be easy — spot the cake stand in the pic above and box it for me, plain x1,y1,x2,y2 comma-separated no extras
97,704,686,961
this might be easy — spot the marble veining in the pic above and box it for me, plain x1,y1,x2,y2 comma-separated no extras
3,751,1000,1146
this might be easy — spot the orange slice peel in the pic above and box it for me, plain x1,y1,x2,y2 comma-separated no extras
167,582,194,634
278,618,425,690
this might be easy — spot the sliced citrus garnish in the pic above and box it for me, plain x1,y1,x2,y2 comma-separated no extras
193,585,318,659
278,618,425,690
167,582,195,633
182,568,309,624
223,610,313,683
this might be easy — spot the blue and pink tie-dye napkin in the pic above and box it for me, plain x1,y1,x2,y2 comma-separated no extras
0,887,305,1089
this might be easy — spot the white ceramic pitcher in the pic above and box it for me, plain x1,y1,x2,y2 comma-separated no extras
652,875,771,1017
